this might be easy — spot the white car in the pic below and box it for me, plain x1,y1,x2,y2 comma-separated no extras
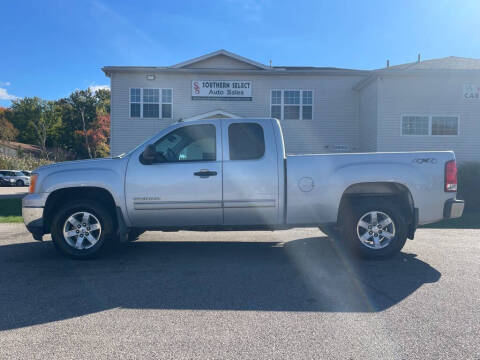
0,170,31,187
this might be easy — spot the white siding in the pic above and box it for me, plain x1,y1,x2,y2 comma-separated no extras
358,79,378,152
377,75,480,163
110,71,363,156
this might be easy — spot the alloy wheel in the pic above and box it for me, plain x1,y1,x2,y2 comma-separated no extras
62,211,102,250
356,211,396,249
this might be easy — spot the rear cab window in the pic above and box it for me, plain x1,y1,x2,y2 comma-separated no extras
228,123,265,160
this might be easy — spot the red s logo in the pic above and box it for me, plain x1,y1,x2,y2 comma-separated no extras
193,82,200,94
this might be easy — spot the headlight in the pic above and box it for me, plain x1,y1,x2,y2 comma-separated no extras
29,174,38,193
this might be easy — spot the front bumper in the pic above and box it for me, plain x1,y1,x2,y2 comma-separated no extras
22,207,44,240
443,198,464,219
22,193,48,241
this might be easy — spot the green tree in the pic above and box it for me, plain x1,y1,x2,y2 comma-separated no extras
78,113,110,158
54,98,81,156
31,101,61,159
0,107,18,143
66,89,98,158
6,88,111,160
9,97,42,144
94,88,111,114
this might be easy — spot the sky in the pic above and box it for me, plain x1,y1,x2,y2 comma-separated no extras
1,0,480,107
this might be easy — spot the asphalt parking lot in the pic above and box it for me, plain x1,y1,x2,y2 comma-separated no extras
0,224,479,359
0,186,28,199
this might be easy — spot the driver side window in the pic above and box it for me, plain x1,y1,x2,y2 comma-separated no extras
151,124,216,163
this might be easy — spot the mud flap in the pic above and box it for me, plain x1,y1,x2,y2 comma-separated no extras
115,207,129,242
407,207,419,240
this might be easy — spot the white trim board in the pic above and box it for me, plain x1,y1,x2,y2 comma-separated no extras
183,109,242,122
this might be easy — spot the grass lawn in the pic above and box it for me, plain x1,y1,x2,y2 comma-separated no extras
0,216,23,223
0,198,23,223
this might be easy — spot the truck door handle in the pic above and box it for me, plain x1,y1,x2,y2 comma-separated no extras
194,170,217,178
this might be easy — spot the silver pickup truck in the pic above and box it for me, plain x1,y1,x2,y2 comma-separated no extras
23,118,464,259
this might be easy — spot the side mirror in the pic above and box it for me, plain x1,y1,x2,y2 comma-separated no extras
141,144,156,164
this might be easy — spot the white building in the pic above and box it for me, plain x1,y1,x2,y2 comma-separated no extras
103,49,480,162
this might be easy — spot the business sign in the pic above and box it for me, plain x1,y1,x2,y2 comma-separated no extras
463,84,480,100
192,80,252,101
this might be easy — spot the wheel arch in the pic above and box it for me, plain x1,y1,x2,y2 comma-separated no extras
337,182,417,239
43,186,120,234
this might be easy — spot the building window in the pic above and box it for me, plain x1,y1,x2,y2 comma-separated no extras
402,116,429,135
432,116,458,135
302,91,313,120
402,115,459,136
270,89,313,120
130,88,173,118
333,144,349,152
284,90,300,120
143,89,159,118
130,88,141,117
162,89,173,119
271,90,282,119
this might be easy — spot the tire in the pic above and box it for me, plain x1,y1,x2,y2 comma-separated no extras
16,180,24,186
340,198,408,259
50,199,116,259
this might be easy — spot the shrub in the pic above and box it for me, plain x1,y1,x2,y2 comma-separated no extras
0,153,54,171
457,162,480,212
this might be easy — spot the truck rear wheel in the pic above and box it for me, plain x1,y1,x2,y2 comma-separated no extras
341,199,408,259
50,200,115,259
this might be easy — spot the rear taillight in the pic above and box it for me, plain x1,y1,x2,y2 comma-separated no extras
445,160,457,192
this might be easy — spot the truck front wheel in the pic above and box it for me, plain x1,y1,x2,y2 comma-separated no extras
341,199,408,259
50,200,115,259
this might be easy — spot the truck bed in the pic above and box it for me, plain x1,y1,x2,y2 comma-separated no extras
285,151,456,225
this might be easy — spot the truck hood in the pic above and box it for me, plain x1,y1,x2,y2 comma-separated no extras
33,156,130,194
36,157,120,172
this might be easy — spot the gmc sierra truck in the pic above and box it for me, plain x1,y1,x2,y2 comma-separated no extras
22,118,464,259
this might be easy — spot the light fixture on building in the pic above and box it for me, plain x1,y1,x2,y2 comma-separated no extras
146,74,155,80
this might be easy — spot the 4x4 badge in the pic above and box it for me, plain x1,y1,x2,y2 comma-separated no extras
413,158,437,164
